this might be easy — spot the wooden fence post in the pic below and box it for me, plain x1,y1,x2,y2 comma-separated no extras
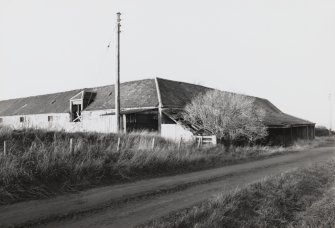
151,138,155,150
197,137,202,148
178,138,182,150
69,138,73,153
117,137,121,151
3,141,6,156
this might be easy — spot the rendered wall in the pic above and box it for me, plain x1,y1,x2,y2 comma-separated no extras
81,110,116,133
0,113,72,131
161,123,194,141
0,110,116,133
0,111,193,142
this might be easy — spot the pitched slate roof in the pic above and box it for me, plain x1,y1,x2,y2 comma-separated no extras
156,78,211,107
156,78,314,126
0,77,314,127
0,79,159,116
0,89,82,116
84,79,159,111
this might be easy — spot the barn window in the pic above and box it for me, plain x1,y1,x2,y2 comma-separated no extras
20,117,25,122
48,116,53,122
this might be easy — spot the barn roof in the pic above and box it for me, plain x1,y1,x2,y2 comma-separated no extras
156,78,313,126
0,77,314,127
0,89,83,116
0,79,158,116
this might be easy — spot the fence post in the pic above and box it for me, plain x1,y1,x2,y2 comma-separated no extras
151,138,155,150
212,136,217,145
69,138,73,153
3,141,6,156
117,137,121,151
178,138,182,150
197,137,201,148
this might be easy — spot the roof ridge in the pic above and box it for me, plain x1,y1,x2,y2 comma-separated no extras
156,77,214,91
0,78,157,103
0,89,83,103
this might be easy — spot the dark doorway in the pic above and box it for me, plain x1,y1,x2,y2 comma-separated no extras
126,113,158,132
71,104,82,122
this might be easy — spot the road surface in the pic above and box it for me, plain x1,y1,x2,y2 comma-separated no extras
0,146,334,228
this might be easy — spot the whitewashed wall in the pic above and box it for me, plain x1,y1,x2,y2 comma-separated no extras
161,123,194,141
0,109,116,133
0,113,71,131
81,110,116,133
0,111,194,142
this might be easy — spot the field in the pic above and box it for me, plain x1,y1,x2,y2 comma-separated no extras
0,127,333,205
140,159,335,228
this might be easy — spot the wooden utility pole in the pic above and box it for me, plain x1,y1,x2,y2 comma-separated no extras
329,93,333,135
115,12,121,133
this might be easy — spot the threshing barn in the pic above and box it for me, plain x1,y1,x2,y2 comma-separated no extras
0,78,315,145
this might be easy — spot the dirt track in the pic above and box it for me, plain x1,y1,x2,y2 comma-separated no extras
0,146,334,228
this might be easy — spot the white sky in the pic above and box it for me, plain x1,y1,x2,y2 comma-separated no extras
0,0,334,128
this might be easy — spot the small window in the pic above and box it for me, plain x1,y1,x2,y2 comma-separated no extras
0,118,3,123
20,117,24,122
48,116,53,122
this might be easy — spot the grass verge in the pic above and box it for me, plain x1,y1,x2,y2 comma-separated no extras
0,127,334,206
139,160,335,228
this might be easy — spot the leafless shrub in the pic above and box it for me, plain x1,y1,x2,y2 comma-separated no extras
183,90,268,146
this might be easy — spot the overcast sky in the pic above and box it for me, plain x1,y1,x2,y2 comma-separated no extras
0,0,334,128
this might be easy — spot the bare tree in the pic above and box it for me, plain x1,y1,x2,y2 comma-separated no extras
183,90,268,146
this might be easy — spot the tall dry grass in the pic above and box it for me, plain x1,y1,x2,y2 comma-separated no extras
140,160,335,228
0,127,333,205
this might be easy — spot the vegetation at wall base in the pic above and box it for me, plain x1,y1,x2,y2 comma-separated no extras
139,160,335,228
0,127,333,205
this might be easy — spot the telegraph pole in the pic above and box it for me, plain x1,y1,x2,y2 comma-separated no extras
115,12,121,133
329,93,333,135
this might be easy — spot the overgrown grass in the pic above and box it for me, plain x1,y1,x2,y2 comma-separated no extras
0,127,333,206
140,160,335,228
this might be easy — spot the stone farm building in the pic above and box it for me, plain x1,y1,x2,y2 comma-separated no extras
0,78,315,145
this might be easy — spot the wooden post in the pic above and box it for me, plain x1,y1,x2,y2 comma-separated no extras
69,138,73,153
154,78,163,134
122,114,127,133
197,137,201,148
151,138,155,149
306,126,310,140
115,12,121,133
117,137,121,151
178,138,182,150
3,141,6,156
212,136,217,145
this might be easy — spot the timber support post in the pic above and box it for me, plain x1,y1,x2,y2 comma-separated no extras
3,141,6,156
122,114,126,133
155,77,163,134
